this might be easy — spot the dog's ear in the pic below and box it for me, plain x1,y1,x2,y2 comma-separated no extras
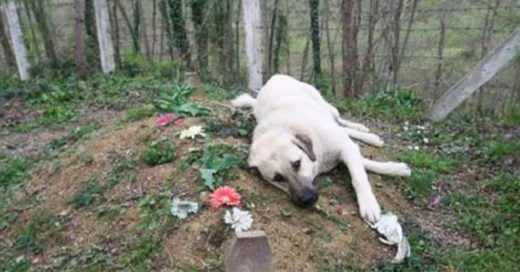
293,133,316,162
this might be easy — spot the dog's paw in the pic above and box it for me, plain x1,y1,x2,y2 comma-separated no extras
354,124,370,133
230,93,256,108
394,163,411,177
358,194,381,224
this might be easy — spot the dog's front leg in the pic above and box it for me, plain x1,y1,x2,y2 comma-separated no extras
340,139,381,224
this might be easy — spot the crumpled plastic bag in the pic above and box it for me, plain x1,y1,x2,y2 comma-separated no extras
370,213,411,263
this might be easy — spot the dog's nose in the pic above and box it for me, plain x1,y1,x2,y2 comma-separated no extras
294,187,319,208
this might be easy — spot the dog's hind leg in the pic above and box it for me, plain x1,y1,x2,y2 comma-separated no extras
301,82,370,132
340,139,381,224
362,158,411,177
342,128,384,147
335,116,370,132
231,93,257,108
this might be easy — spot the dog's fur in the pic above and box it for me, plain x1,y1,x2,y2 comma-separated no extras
231,74,411,224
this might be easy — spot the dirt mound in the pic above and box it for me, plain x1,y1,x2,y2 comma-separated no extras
6,101,409,270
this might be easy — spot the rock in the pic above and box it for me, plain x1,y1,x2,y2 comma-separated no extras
225,231,273,272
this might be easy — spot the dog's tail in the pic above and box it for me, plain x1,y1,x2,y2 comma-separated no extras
231,93,256,108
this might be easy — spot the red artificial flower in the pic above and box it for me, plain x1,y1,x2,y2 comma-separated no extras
210,186,241,208
156,113,175,127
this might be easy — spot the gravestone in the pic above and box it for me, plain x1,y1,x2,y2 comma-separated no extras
225,231,273,272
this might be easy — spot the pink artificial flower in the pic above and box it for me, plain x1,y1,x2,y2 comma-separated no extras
210,186,241,208
156,113,175,127
172,117,184,127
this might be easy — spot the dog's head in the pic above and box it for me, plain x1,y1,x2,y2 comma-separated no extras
248,130,319,208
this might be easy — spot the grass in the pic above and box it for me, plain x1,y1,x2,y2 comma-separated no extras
0,155,30,187
1,69,519,270
68,178,103,209
120,234,161,270
14,212,61,254
141,139,176,166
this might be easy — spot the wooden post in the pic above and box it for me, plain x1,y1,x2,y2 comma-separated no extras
93,0,115,74
429,30,520,121
2,1,30,80
242,0,263,92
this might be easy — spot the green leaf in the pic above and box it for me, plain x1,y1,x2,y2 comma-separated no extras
175,103,209,116
200,169,217,190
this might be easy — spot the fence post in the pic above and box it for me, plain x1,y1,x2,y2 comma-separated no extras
242,0,263,92
1,1,30,80
429,30,520,121
93,0,115,74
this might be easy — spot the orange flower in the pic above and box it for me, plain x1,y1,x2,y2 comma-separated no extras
210,186,241,208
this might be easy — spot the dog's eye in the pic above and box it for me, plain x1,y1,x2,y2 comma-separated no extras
273,173,286,182
291,160,301,171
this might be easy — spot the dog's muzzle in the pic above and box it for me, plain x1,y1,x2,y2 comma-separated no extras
292,186,319,208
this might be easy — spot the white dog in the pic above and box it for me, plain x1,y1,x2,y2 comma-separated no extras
231,74,410,224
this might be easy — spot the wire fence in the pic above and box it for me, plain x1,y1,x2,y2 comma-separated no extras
1,0,519,114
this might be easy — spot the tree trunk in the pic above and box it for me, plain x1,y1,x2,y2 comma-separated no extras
109,0,121,68
114,0,139,54
159,0,173,59
151,0,157,58
477,0,500,115
167,0,191,68
0,8,16,73
309,0,321,84
434,0,449,100
21,0,41,61
323,0,336,94
86,0,101,69
267,0,279,77
75,0,87,79
342,0,360,98
28,0,56,62
242,0,263,92
391,0,404,87
300,38,310,80
356,0,379,92
273,13,287,74
132,0,142,54
1,1,30,80
93,0,115,73
191,0,209,77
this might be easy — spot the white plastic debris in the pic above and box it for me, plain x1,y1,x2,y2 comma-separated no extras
370,213,411,263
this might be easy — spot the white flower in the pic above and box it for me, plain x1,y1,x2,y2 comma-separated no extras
179,125,206,139
413,145,420,150
423,138,429,144
224,207,253,233
170,197,199,219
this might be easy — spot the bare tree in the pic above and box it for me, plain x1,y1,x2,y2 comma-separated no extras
191,0,209,77
75,0,87,79
342,0,360,98
27,0,57,62
0,9,16,73
93,0,115,74
21,0,41,61
434,0,450,100
1,1,30,80
242,0,263,91
167,0,191,68
151,0,157,58
309,0,321,85
267,0,279,77
391,0,404,87
159,0,173,59
356,0,380,92
323,0,336,93
114,0,140,54
109,0,121,68
477,0,500,115
273,13,287,74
